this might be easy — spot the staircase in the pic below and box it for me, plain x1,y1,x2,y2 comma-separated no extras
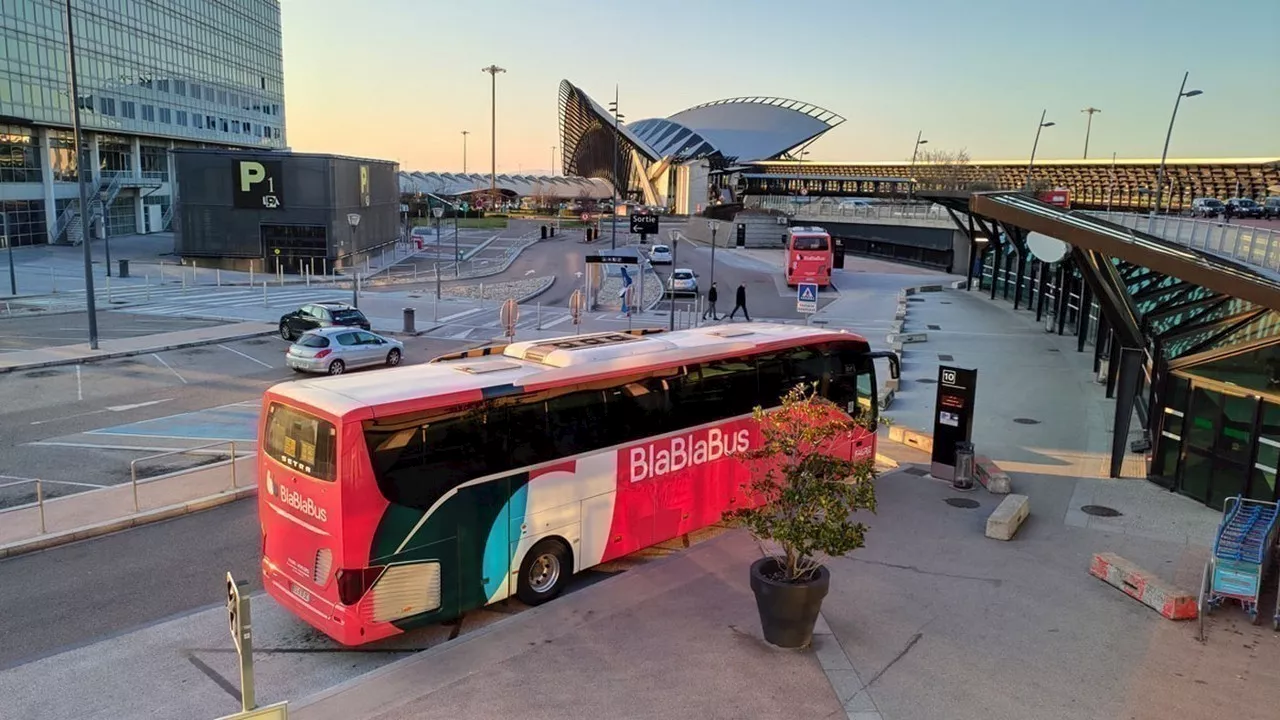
161,203,175,232
56,173,126,245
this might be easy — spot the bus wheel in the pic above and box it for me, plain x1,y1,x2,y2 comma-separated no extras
517,538,571,605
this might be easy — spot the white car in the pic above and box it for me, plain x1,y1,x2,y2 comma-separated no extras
667,268,698,296
649,244,673,264
286,326,405,375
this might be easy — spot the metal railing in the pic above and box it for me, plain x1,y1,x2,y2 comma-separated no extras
1087,212,1280,274
129,440,239,512
53,203,77,243
746,197,950,223
161,203,175,231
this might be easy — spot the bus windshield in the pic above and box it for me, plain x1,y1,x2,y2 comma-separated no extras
264,402,338,481
792,235,828,251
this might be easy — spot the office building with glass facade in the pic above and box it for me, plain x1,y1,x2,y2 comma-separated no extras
0,0,285,248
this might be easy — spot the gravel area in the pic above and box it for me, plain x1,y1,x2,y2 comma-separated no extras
598,265,664,310
442,276,553,302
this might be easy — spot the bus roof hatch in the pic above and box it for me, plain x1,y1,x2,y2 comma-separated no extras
507,332,676,368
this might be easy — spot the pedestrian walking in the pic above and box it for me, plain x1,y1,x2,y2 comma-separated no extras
728,283,751,321
703,282,719,320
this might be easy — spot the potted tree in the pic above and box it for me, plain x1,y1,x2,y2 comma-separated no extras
730,382,878,649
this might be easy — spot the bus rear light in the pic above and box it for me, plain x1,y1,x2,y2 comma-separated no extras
315,349,332,359
336,566,384,606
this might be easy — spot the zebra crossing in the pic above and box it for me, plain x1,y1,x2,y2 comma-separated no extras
417,306,576,341
14,282,347,320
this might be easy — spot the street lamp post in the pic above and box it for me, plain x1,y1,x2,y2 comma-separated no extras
668,234,678,331
1080,107,1101,159
1023,110,1056,193
481,65,506,210
461,130,469,174
609,86,624,251
347,213,361,307
1152,72,1203,221
707,221,718,291
909,131,928,198
3,212,14,295
550,145,557,177
65,0,98,349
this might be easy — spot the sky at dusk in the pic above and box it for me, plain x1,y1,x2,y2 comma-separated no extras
279,0,1280,174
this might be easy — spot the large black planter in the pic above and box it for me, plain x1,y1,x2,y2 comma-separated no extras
749,556,830,649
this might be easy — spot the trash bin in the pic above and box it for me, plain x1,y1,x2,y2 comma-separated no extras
118,259,130,278
549,226,555,237
953,441,975,490
540,225,548,239
402,307,415,334
415,237,423,250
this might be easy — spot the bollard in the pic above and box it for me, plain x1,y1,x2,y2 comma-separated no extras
182,269,187,292
230,441,238,489
193,260,198,284
216,268,221,287
160,260,166,284
263,279,268,307
305,267,310,287
954,442,976,490
403,307,415,334
36,480,46,534
106,273,112,303
145,274,150,301
248,262,253,287
50,267,56,293
479,282,485,300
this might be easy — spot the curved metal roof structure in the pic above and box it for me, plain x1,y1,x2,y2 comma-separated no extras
559,80,844,195
399,171,612,198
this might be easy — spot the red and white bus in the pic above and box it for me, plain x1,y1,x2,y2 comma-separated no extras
786,227,834,287
258,323,898,645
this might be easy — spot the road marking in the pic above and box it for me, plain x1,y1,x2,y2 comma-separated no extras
525,270,536,275
438,308,484,323
76,365,82,401
151,353,188,384
218,343,274,368
29,398,175,426
0,476,107,489
542,314,574,329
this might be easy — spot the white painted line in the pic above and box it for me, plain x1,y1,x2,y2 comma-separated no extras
218,343,274,368
105,399,174,412
29,398,175,425
438,308,484,323
151,353,188,384
76,365,82,401
542,314,574,329
447,329,475,340
28,440,253,453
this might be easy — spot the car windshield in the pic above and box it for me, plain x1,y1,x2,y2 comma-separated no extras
673,271,693,280
297,334,329,348
1206,200,1224,207
331,309,366,323
793,236,829,250
1238,200,1257,207
652,245,669,253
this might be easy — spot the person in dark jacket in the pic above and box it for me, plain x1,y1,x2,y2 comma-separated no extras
728,283,751,321
702,282,719,320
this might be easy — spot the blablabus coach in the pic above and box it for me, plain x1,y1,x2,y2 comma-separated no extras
258,323,899,645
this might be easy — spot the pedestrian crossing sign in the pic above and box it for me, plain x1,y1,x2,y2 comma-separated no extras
797,283,818,314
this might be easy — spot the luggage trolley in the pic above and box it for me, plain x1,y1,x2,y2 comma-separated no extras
1198,496,1279,637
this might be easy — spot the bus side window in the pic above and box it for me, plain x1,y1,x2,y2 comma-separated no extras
604,376,672,447
500,396,552,470
546,389,610,458
757,354,788,408
365,404,490,509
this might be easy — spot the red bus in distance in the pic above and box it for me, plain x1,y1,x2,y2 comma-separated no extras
786,227,833,287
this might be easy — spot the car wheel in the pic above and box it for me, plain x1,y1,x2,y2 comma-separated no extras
386,348,401,366
327,360,345,375
516,538,572,606
279,323,294,341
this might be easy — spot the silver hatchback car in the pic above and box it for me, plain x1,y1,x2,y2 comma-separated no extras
286,326,404,375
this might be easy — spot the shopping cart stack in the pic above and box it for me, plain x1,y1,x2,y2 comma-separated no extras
1214,502,1278,564
1204,497,1279,626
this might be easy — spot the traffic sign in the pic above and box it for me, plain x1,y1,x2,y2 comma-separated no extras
432,207,444,219
500,298,519,339
584,254,639,265
797,283,818,314
460,201,470,213
581,212,590,223
630,214,659,235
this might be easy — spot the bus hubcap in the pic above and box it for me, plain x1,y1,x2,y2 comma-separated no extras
529,553,560,594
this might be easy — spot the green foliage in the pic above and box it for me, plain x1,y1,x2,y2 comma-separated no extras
728,383,878,583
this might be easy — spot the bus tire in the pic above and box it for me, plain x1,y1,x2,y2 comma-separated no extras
516,538,572,606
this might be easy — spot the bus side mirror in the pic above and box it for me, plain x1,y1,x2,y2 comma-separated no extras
866,351,901,380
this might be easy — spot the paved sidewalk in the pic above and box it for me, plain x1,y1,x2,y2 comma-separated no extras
0,455,255,558
291,529,840,720
0,321,275,373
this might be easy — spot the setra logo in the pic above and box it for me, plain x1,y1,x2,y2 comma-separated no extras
628,424,752,483
277,484,328,523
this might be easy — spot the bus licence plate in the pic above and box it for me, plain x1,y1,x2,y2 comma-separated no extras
289,582,312,603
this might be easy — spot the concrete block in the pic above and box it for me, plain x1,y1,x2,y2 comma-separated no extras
903,287,917,296
973,455,1011,494
985,494,1030,541
1089,552,1198,621
889,320,904,334
890,341,903,354
887,425,933,454
918,284,943,292
887,332,927,344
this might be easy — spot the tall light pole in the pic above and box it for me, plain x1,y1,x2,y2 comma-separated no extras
550,145,557,176
909,131,928,198
1080,107,1101,159
1023,110,1055,193
461,130,469,173
481,65,505,209
608,86,624,250
1152,72,1203,220
65,0,98,349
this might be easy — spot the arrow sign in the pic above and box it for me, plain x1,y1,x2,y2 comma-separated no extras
525,269,536,276
575,271,583,278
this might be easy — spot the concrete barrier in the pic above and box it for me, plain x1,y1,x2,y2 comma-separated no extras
887,332,927,344
879,386,896,409
917,284,944,293
887,425,933,454
974,455,1011,494
985,494,1030,540
1089,552,1198,621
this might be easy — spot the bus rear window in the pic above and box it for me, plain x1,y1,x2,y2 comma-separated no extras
265,403,337,481
793,236,828,251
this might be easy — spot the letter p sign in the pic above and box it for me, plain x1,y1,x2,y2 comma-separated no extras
239,161,266,192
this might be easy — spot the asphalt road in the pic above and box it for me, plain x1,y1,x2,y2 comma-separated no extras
0,312,221,351
0,334,472,508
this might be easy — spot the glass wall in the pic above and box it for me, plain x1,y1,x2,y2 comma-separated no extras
0,125,41,183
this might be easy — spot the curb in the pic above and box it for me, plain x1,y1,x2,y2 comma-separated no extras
0,328,277,375
0,485,256,559
516,275,556,304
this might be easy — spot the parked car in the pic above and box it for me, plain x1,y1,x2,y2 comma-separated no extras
1190,197,1225,218
667,268,698,296
649,244,673,264
1226,198,1264,219
278,302,371,341
286,326,404,375
1262,197,1280,220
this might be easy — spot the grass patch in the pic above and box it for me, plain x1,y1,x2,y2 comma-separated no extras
412,216,508,230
